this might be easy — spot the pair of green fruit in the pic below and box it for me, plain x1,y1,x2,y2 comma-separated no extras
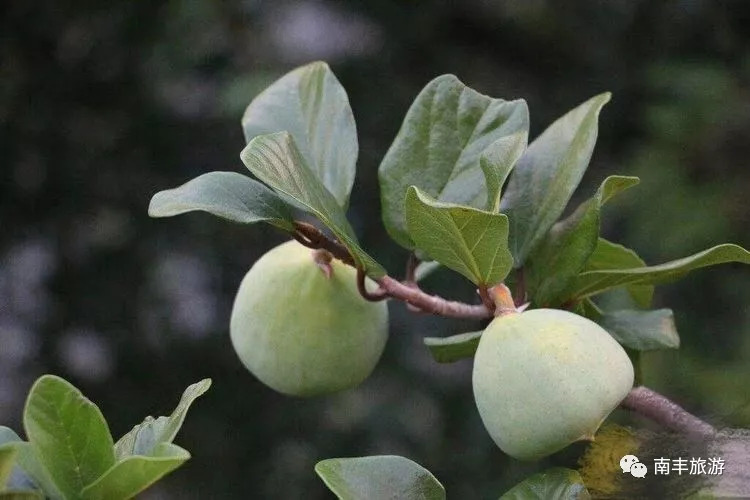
230,241,634,460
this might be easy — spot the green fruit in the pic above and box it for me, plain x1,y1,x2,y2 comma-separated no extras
230,240,388,397
472,308,634,460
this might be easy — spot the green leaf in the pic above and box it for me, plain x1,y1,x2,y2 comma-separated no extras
526,175,639,306
423,331,482,363
81,443,189,500
12,443,62,499
501,93,611,267
241,131,386,277
115,378,211,459
499,467,590,500
23,375,115,500
567,243,750,300
0,428,21,448
405,187,513,286
241,61,358,207
582,239,654,307
0,491,44,499
0,430,36,492
379,74,529,249
600,308,680,351
0,445,17,489
148,171,294,230
481,132,529,212
315,456,445,500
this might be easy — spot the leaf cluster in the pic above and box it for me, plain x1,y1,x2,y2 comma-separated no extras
148,61,749,361
0,376,209,500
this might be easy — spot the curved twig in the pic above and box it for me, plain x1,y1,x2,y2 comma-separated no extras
357,268,389,302
293,221,355,267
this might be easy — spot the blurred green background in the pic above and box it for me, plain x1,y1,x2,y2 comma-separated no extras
1,1,749,498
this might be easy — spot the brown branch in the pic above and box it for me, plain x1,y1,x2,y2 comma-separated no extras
621,386,717,439
377,276,492,319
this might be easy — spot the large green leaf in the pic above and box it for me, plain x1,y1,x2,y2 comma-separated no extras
405,187,513,286
241,132,385,277
115,379,211,459
148,171,294,230
81,443,189,500
567,244,750,300
241,61,358,207
423,331,482,363
526,175,639,306
0,445,17,489
379,74,529,249
315,456,445,500
599,308,680,351
499,468,590,500
500,93,611,267
583,238,654,308
23,375,115,500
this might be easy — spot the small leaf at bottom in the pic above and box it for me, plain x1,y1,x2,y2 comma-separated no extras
499,467,590,500
315,455,445,500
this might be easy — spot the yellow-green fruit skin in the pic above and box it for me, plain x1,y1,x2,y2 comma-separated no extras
230,240,388,397
472,309,634,461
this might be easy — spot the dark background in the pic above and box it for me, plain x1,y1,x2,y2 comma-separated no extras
1,1,749,498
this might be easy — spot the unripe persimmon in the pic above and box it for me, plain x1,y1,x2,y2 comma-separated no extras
472,308,633,460
230,240,388,397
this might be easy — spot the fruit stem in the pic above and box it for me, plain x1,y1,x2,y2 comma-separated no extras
312,249,334,278
621,386,717,439
293,221,356,267
488,284,520,317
